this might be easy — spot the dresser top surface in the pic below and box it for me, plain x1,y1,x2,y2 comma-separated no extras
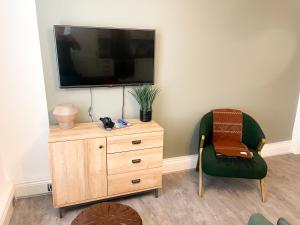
49,119,163,143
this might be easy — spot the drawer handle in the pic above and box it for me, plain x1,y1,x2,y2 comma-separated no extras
132,159,142,164
132,140,142,145
131,179,141,184
99,145,104,149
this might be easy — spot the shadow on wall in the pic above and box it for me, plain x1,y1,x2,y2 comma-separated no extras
191,118,201,156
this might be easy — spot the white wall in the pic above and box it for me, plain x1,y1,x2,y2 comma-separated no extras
0,0,49,188
0,147,13,225
37,0,300,159
0,157,7,188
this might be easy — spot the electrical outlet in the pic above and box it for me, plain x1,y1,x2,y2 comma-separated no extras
47,183,52,192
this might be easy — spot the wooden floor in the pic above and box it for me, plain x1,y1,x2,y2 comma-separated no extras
10,154,300,225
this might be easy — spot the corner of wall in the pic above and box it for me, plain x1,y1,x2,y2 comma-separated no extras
292,93,300,154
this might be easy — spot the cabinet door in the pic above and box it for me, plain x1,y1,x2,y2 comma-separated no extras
49,138,107,207
85,138,107,199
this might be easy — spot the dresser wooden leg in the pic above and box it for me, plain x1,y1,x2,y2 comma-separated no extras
58,208,63,218
154,188,161,198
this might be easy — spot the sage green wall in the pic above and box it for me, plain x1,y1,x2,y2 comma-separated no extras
36,0,300,158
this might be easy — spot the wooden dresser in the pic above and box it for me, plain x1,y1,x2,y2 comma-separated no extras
48,119,163,212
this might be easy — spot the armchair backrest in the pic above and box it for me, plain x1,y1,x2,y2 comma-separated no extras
242,113,265,149
199,111,265,150
247,213,291,225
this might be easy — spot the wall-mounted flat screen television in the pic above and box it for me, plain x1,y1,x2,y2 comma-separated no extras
54,25,155,88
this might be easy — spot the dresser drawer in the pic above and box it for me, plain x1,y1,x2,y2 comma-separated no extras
108,168,162,196
107,131,163,153
107,147,163,175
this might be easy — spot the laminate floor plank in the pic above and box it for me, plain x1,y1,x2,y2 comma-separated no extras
9,154,300,225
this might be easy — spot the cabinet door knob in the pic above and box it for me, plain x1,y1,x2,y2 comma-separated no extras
132,159,142,164
99,145,103,149
131,179,141,184
132,140,142,145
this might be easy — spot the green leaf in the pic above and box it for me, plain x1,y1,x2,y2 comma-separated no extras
129,85,160,111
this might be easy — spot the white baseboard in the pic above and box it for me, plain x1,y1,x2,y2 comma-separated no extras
163,140,294,173
15,179,51,199
14,140,295,198
163,154,197,174
261,140,293,157
296,144,300,154
0,183,15,225
291,142,300,154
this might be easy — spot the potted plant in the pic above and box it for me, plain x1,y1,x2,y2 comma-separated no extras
129,85,160,122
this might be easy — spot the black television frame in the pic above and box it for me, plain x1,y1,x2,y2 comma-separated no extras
53,25,156,88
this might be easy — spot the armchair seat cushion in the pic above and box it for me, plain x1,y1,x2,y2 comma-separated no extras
202,145,267,179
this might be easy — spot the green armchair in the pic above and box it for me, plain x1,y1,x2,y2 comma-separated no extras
197,111,268,202
248,213,291,225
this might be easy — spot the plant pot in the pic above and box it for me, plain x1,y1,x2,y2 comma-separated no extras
140,110,152,122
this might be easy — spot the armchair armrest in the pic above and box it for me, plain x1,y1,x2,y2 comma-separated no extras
277,218,291,225
199,112,213,147
199,135,205,149
257,138,266,154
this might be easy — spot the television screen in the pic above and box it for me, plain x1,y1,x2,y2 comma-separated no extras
54,26,155,87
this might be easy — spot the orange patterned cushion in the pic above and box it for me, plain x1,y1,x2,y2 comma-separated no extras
212,109,253,158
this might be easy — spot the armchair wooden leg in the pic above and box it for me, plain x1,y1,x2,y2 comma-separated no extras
198,135,205,197
198,167,203,197
198,150,203,197
259,179,266,202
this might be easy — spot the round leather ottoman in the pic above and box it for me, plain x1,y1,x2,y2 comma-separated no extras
71,202,142,225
